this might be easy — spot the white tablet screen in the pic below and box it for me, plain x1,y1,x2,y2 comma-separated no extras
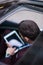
4,30,24,47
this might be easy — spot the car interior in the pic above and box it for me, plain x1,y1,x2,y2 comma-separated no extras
0,1,43,65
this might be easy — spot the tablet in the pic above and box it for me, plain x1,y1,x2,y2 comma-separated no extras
4,30,24,47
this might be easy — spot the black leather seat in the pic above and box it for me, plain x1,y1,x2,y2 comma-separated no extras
14,31,43,65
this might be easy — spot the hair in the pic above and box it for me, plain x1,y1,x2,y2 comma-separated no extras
18,20,40,41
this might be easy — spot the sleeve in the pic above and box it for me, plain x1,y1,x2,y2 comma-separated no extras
0,42,7,59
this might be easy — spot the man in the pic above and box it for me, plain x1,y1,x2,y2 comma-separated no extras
18,20,40,44
0,20,40,65
10,20,40,65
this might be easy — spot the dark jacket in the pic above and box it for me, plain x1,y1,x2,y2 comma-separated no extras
0,40,7,60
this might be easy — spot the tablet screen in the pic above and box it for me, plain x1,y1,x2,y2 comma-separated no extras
4,30,24,47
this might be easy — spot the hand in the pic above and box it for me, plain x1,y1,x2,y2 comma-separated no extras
7,43,12,47
6,47,16,55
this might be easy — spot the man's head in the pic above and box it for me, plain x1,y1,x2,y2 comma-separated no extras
18,20,40,43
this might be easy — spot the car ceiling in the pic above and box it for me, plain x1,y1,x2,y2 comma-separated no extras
0,1,43,29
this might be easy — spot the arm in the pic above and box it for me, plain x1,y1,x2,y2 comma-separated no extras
0,43,7,59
